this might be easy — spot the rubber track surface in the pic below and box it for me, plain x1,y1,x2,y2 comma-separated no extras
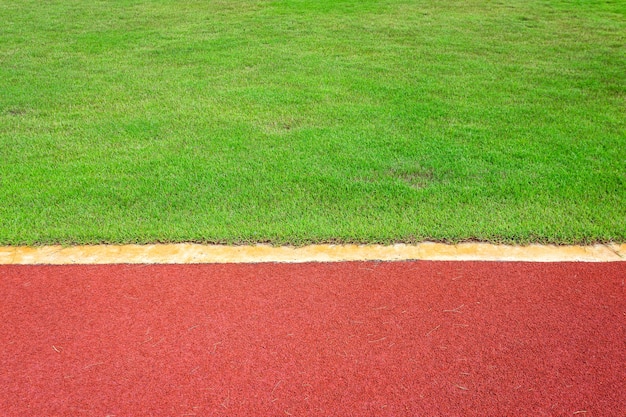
1,262,624,416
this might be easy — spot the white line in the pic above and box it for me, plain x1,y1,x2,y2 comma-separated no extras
0,242,624,264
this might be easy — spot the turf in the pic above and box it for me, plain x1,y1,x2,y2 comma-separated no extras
1,0,624,245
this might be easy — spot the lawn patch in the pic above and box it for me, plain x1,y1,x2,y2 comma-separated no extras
1,0,624,245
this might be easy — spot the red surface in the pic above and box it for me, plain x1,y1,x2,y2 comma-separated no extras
1,262,624,416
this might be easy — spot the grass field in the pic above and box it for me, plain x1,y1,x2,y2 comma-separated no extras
1,0,624,245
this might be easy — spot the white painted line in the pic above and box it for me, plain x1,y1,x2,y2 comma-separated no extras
0,242,624,264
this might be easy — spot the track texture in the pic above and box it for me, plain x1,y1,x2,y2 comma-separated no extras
1,262,625,416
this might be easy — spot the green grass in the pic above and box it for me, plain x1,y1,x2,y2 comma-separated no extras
1,0,625,245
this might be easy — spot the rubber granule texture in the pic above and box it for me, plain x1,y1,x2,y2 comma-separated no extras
1,262,624,416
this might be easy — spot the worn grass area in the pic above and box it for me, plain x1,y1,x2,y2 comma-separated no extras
1,0,624,245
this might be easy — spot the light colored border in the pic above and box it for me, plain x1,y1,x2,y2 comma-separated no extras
0,243,624,264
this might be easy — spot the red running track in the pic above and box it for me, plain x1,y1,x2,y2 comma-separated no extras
1,262,624,416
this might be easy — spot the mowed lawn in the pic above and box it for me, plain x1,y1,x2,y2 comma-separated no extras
1,0,624,245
